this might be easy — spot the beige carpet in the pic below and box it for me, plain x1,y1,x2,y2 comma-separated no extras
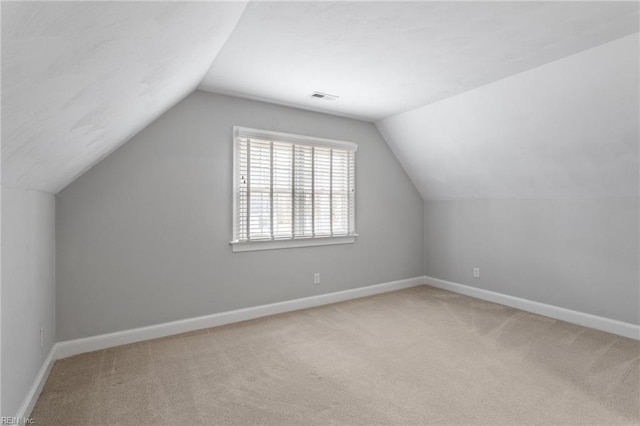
32,285,640,425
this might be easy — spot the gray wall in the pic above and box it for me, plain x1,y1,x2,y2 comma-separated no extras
376,34,639,327
56,91,424,341
424,198,639,325
1,186,56,416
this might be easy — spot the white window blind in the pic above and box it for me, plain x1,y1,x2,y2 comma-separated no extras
232,127,357,251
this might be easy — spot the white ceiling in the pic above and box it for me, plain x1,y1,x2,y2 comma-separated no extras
3,1,638,196
376,34,639,200
2,1,247,193
199,1,639,121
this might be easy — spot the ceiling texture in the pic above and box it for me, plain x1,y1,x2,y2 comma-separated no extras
2,1,638,196
200,1,639,120
377,33,639,200
2,1,247,193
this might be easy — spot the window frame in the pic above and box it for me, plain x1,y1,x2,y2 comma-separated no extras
231,126,358,252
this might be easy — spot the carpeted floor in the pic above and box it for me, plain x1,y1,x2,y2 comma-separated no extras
32,285,640,425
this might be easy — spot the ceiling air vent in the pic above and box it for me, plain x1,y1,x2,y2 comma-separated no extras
311,91,339,101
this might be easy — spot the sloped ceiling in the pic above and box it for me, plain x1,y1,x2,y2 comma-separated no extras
200,1,639,121
2,1,247,193
376,34,639,200
3,1,638,198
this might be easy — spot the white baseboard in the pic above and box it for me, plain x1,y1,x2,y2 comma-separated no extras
424,275,640,340
15,344,57,420
16,276,422,418
56,276,424,360
18,274,637,419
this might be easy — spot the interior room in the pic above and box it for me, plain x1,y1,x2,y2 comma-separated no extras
1,1,638,424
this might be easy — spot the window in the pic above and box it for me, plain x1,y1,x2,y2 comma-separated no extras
231,126,357,252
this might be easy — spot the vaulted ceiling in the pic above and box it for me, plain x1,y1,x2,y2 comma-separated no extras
376,34,639,200
200,1,639,121
2,1,638,197
2,1,247,193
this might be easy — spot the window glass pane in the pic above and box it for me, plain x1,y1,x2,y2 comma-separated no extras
273,142,293,239
237,139,248,241
332,149,349,235
348,150,356,234
234,128,356,244
248,140,271,239
313,147,331,236
294,145,313,237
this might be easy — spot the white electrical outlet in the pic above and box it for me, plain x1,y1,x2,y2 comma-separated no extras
40,327,44,348
473,268,480,278
314,272,321,285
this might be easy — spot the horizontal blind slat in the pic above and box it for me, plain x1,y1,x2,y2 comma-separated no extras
235,134,355,243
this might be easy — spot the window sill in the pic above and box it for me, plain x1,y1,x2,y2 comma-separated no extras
230,235,357,252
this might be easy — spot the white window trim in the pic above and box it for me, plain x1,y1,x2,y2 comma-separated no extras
231,126,357,252
231,235,357,253
234,127,358,151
